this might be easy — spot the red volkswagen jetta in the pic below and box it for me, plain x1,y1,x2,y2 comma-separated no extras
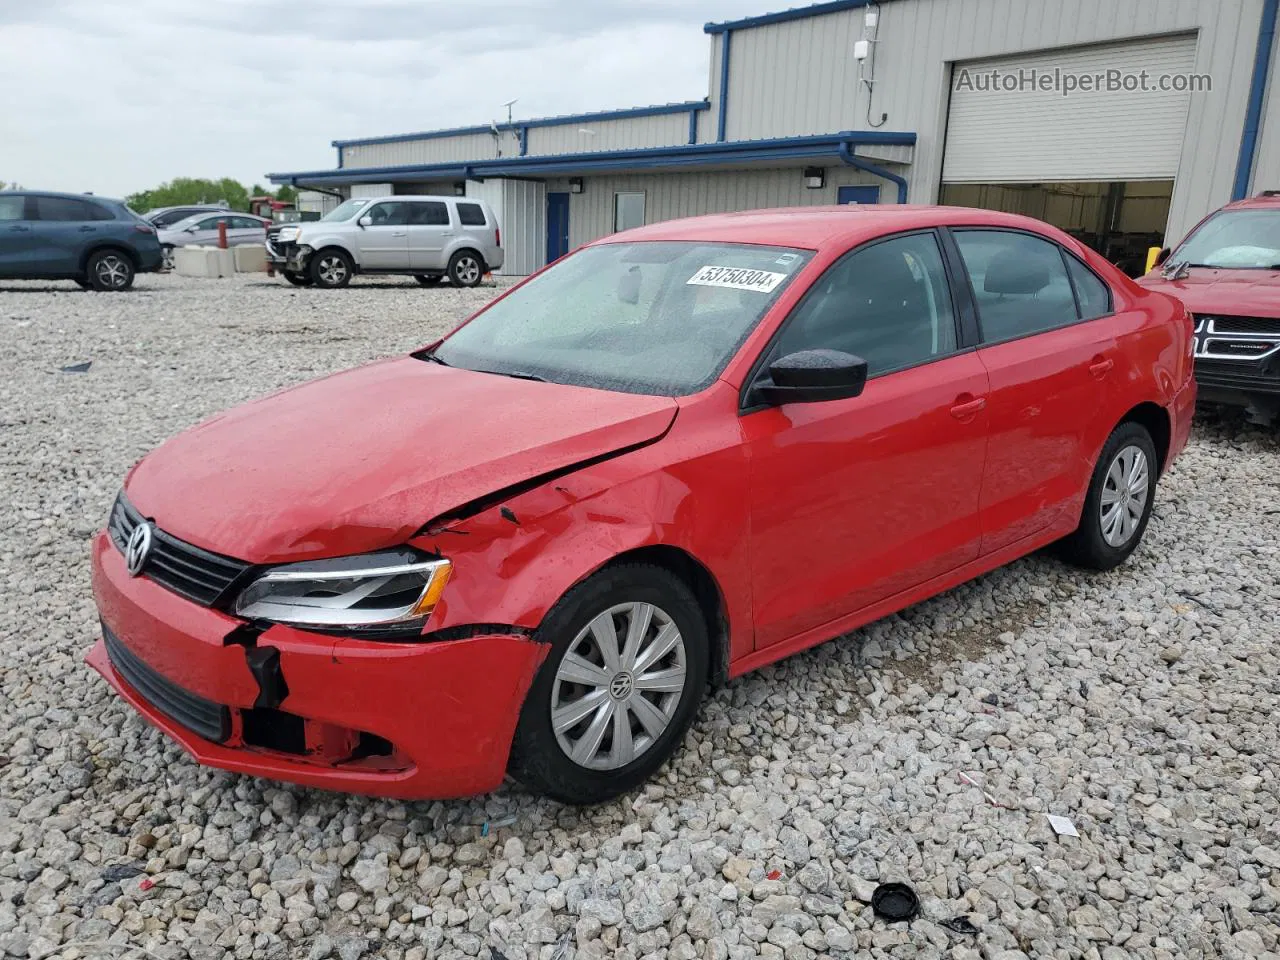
89,206,1195,803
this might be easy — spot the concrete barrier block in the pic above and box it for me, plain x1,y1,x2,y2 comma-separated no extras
173,246,237,278
233,245,268,273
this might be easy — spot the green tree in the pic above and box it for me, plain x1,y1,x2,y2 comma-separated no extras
126,178,299,213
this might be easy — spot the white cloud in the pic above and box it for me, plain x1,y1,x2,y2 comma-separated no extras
0,0,759,197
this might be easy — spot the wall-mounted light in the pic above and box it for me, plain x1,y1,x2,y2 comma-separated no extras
453,182,466,196
569,178,585,194
803,167,825,190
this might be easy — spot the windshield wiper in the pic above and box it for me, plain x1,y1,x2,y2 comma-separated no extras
476,368,547,382
417,350,450,366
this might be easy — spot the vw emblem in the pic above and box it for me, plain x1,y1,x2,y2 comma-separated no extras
125,522,154,577
608,672,634,700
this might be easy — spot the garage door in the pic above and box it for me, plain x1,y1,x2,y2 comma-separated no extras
942,35,1198,183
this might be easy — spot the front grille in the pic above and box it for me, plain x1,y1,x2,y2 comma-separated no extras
1202,315,1280,335
1193,315,1280,362
108,493,251,607
1194,359,1280,394
103,623,230,743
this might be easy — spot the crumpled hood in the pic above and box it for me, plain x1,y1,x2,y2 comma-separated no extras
1137,268,1280,317
125,356,678,563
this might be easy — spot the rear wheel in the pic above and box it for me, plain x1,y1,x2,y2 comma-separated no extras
447,250,484,288
161,244,175,270
86,249,135,291
415,274,443,287
509,564,708,805
309,248,353,289
282,269,313,287
1058,421,1158,571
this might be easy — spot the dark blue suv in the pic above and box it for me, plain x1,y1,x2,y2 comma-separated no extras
0,191,164,291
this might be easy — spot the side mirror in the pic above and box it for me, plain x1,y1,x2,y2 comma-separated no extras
757,349,869,406
358,215,372,228
1154,247,1171,267
617,266,641,305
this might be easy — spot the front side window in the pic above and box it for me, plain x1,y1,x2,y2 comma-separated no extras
365,202,411,226
194,217,225,231
614,192,645,232
775,232,957,376
0,196,24,221
408,202,450,226
1172,209,1280,269
954,230,1079,342
456,202,487,226
320,199,366,222
433,241,813,396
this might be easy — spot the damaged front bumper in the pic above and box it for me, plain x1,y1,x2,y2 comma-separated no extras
88,532,547,799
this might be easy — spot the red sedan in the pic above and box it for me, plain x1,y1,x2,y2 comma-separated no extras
89,206,1196,803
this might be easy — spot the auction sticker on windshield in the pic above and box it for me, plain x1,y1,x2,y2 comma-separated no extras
687,265,787,293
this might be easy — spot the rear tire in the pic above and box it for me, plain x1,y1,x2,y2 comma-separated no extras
309,248,353,289
1057,422,1158,571
161,245,175,270
414,274,443,287
447,250,484,288
282,270,313,287
86,249,135,291
509,564,708,805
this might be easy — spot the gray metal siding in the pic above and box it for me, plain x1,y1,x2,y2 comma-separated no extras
502,180,547,276
527,112,690,155
341,132,509,169
563,166,888,251
722,0,1267,240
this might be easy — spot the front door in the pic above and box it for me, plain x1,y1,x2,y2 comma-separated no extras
837,185,881,205
0,195,31,275
406,200,453,270
357,201,412,269
743,230,990,648
547,192,570,264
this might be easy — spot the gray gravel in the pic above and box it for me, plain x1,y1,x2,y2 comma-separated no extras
3,272,1280,960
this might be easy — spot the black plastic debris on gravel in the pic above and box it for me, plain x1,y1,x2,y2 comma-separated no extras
871,882,920,923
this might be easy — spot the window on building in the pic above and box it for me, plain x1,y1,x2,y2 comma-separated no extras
408,201,450,226
0,196,24,221
953,230,1080,342
614,192,646,232
776,232,957,376
1065,255,1113,319
34,196,110,222
456,202,487,226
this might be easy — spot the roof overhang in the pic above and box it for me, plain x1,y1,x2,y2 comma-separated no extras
704,0,892,35
267,131,916,188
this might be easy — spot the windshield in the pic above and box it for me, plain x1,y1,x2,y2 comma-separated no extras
320,199,366,223
433,241,813,396
1173,209,1280,269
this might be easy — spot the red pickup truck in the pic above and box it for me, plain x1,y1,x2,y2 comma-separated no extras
1138,192,1280,424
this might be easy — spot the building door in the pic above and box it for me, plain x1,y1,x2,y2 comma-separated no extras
837,185,881,205
546,192,570,264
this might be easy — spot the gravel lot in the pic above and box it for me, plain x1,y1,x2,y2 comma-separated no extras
3,272,1280,960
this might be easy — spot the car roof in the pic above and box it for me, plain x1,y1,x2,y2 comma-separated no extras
166,211,267,228
604,205,1080,251
1222,192,1280,211
3,190,124,205
362,195,479,203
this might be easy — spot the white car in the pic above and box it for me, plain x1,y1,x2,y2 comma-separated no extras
265,195,504,289
158,213,271,267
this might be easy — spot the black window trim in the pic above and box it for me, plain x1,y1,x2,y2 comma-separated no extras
739,227,972,415
943,225,1117,349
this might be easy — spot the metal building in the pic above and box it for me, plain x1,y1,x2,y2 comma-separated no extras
268,0,1279,276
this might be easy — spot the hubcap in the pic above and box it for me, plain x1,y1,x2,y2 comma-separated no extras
551,602,687,771
455,257,480,284
1100,444,1150,547
96,255,130,288
318,256,347,284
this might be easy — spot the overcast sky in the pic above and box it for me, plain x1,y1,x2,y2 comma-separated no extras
0,0,760,198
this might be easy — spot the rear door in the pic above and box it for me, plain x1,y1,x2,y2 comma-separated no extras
947,227,1120,554
228,216,267,246
406,201,453,270
30,195,111,274
357,201,411,268
0,194,32,275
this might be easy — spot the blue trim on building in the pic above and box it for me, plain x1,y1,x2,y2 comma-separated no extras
269,131,915,187
332,101,712,149
688,108,699,144
1233,0,1279,199
705,0,879,35
717,31,732,142
519,126,529,157
838,142,908,204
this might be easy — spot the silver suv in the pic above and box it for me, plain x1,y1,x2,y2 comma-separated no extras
267,195,503,289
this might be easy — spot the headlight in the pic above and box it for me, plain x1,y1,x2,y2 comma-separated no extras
278,227,300,241
234,549,451,637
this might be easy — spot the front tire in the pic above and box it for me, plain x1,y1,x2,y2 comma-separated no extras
447,250,484,288
1058,422,1158,571
86,249,135,291
309,248,353,288
415,274,443,287
282,269,313,287
509,564,708,805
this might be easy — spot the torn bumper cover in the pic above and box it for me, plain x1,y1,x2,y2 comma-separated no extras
87,532,546,799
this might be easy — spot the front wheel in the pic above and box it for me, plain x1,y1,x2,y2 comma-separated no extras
86,250,135,291
282,269,313,287
1057,422,1158,571
447,250,484,288
309,249,353,288
509,564,708,805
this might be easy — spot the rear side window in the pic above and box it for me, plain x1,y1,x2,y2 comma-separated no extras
34,196,112,222
456,202,487,226
230,216,263,230
408,202,450,226
953,230,1079,342
1066,255,1112,319
0,196,24,221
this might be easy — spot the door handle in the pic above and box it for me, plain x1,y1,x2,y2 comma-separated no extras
7,225,30,232
950,394,987,420
78,225,96,232
392,232,407,237
1088,355,1114,378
